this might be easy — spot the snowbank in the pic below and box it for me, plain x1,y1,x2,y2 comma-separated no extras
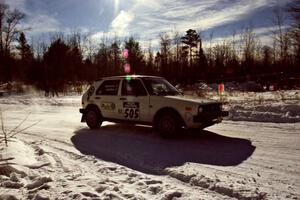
202,90,300,123
0,139,53,200
228,103,300,123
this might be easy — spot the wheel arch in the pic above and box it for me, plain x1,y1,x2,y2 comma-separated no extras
153,107,186,127
84,104,102,118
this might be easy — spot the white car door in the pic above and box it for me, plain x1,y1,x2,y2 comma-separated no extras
115,78,150,122
94,79,121,119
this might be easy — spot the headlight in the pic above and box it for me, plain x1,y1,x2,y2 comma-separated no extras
198,106,203,113
87,86,95,96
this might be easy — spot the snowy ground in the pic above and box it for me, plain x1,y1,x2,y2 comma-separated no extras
0,91,299,200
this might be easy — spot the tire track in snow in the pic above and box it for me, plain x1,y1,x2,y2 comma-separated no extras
164,167,267,200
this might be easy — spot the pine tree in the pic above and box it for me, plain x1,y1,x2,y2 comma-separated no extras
124,37,144,74
110,40,121,75
17,32,33,61
181,29,200,66
94,42,109,77
16,32,33,82
43,38,71,96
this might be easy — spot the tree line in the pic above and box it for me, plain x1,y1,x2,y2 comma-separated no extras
0,1,299,95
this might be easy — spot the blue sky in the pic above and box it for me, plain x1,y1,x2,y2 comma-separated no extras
6,0,291,47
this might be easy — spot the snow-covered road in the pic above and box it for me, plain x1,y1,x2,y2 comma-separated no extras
0,95,299,199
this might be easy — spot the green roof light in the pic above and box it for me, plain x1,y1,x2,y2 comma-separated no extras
125,75,132,81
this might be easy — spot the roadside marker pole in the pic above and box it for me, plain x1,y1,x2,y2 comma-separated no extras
218,83,225,101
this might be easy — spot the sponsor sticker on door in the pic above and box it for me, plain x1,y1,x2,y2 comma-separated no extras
100,102,116,110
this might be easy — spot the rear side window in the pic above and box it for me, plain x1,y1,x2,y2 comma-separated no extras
96,80,120,95
122,79,147,96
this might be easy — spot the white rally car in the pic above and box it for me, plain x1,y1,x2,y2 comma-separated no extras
80,75,228,137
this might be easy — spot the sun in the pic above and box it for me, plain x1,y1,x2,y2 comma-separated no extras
114,0,119,15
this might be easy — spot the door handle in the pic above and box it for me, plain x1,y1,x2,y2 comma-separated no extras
119,97,127,100
95,96,101,99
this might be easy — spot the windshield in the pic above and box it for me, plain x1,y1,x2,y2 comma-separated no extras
142,77,181,96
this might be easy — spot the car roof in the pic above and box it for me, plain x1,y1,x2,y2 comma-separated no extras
96,75,163,81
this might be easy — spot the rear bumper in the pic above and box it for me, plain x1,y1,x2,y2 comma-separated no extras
193,111,229,123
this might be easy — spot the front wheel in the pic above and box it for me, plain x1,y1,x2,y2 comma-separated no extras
155,113,180,138
86,109,102,129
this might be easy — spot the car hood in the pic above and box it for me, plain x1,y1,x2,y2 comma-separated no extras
164,95,219,104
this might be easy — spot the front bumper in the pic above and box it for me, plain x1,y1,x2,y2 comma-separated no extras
79,108,86,122
79,108,85,114
193,111,229,123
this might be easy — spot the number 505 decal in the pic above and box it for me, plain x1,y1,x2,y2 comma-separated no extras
124,108,139,119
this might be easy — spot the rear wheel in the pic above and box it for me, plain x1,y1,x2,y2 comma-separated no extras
155,112,181,138
86,109,102,129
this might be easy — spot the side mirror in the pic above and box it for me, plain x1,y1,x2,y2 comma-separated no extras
178,89,184,95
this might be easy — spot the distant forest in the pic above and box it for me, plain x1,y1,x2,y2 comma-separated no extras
0,1,299,94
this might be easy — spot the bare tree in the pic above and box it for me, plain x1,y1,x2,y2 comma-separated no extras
82,32,97,62
240,25,257,66
213,40,232,72
231,29,238,60
237,24,258,78
262,45,273,74
172,31,181,63
0,3,25,56
0,2,8,55
31,34,48,59
272,5,290,63
0,110,40,147
110,34,121,74
287,0,300,69
146,41,155,74
208,31,214,66
159,33,171,77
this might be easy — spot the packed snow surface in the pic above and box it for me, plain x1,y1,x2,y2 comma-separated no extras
0,90,299,199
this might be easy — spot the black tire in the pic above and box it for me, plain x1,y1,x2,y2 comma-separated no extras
86,109,102,129
155,112,181,138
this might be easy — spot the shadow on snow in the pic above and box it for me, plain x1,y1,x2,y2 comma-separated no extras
71,124,255,175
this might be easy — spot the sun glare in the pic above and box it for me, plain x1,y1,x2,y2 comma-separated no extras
114,0,119,15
